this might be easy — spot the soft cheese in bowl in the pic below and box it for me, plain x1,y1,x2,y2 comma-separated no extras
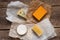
17,24,27,35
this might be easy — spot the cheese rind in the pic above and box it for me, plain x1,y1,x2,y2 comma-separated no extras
33,6,47,21
32,24,43,36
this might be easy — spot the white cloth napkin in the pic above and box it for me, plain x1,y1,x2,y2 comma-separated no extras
9,18,56,40
6,1,28,23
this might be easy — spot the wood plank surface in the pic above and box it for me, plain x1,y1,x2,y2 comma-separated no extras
41,0,60,5
0,0,31,2
0,0,59,6
0,28,59,40
0,0,60,40
0,30,20,40
0,0,31,8
49,28,60,40
0,0,60,8
0,2,8,8
0,8,11,29
50,7,60,27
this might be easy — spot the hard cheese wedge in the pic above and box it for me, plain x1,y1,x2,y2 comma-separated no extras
17,9,26,19
33,6,47,21
32,24,43,36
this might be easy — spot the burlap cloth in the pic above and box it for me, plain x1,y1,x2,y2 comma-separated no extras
26,0,51,23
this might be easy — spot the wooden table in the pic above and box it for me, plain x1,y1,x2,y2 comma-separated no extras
0,0,60,40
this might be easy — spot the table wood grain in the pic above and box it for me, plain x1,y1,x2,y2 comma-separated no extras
0,0,60,40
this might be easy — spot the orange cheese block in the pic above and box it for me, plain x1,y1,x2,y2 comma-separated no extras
33,6,47,21
32,24,43,36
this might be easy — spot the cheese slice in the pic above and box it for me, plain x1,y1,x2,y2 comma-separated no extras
33,6,47,21
32,24,43,36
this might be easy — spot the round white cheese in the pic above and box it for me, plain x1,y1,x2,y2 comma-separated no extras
17,24,27,35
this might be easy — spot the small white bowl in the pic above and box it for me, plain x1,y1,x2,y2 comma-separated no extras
17,24,27,35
